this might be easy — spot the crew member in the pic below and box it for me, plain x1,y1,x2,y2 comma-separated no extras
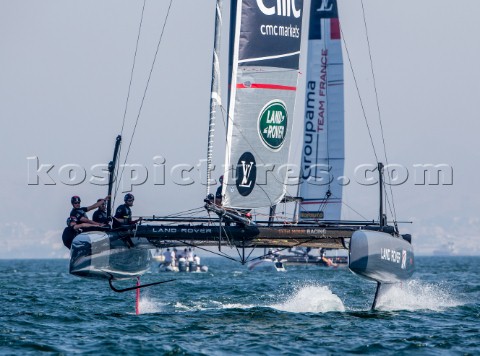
187,248,194,262
69,195,109,226
113,193,142,228
162,248,175,267
215,175,224,205
194,254,201,266
92,199,109,225
62,217,100,249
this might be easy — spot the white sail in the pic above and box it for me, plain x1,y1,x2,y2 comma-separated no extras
223,0,305,209
298,0,344,220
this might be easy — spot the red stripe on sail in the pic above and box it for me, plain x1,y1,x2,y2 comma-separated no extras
331,18,341,40
236,83,296,91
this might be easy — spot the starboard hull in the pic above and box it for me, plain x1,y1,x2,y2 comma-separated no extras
349,230,414,284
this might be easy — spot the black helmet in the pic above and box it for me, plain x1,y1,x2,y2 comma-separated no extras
124,193,134,202
71,196,81,204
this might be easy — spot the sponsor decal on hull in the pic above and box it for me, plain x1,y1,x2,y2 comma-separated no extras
152,227,213,234
380,247,402,265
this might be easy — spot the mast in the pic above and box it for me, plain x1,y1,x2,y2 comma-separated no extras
206,0,224,196
107,135,122,218
378,162,384,227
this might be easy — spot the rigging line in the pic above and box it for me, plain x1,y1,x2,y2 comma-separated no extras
231,238,246,263
218,105,276,207
115,0,175,198
242,247,257,264
340,26,379,164
177,241,239,263
222,220,244,251
247,239,319,263
382,172,395,221
384,186,394,221
161,206,205,217
120,0,147,136
220,95,288,177
295,190,331,224
360,0,397,221
340,199,369,221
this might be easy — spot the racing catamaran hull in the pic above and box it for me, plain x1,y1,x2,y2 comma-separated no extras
349,230,414,283
349,229,415,308
69,231,151,280
68,221,356,280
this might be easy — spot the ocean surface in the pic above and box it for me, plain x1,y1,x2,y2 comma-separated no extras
0,256,478,355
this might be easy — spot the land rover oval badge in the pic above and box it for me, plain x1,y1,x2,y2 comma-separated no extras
258,100,287,151
236,152,256,196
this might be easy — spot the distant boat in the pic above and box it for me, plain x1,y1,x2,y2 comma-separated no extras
248,257,286,272
158,262,209,273
66,0,414,309
151,250,209,273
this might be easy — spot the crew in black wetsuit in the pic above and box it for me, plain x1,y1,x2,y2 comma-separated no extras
113,193,142,229
92,199,109,225
69,195,108,225
62,195,110,249
215,175,223,205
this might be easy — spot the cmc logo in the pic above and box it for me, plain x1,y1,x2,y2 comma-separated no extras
257,0,301,18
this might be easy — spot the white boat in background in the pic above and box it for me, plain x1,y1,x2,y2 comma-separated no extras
158,262,209,273
247,249,286,272
153,249,209,273
248,258,286,272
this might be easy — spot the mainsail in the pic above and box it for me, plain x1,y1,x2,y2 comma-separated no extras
222,0,304,209
298,0,344,220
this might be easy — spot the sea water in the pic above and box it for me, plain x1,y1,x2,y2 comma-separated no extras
0,256,478,355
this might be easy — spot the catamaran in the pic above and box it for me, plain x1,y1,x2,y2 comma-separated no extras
63,0,414,309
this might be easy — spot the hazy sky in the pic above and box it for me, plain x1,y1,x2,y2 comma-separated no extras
0,0,479,259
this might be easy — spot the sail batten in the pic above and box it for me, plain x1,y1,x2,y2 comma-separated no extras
238,50,301,64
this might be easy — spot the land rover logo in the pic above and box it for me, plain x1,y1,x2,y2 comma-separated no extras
236,152,256,196
258,100,287,151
